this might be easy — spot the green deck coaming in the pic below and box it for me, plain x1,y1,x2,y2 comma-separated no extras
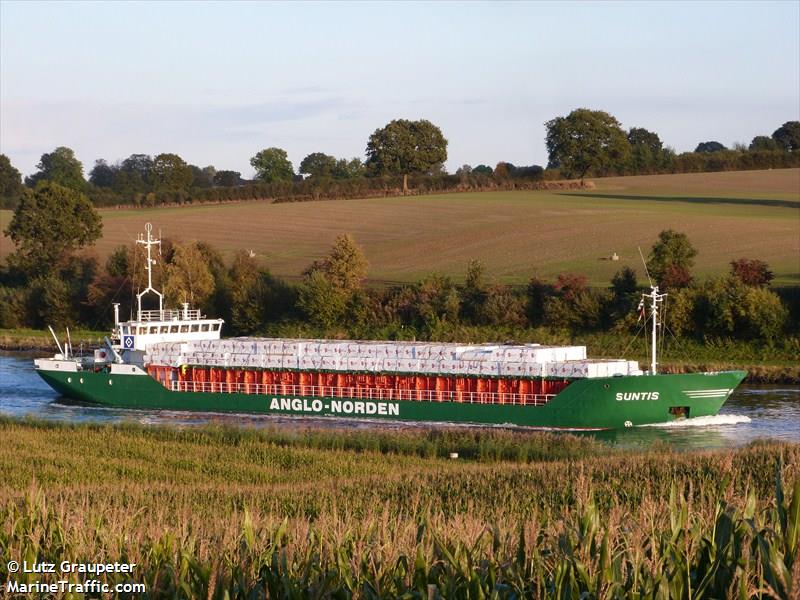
37,369,746,430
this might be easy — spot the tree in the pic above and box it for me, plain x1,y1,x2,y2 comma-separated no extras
694,141,726,153
646,229,697,290
299,152,337,178
627,127,663,172
190,165,216,188
456,164,472,176
331,158,365,180
162,242,215,307
702,276,787,339
25,146,85,190
544,273,605,331
306,234,368,292
250,147,294,183
772,121,800,152
365,119,448,191
479,284,526,327
460,259,487,322
472,165,493,175
749,136,779,151
493,162,510,179
545,108,630,179
610,266,638,317
4,182,102,274
730,258,774,287
89,159,117,188
228,251,268,334
151,153,193,191
213,170,242,187
105,245,130,277
114,154,154,195
0,154,24,208
297,269,348,328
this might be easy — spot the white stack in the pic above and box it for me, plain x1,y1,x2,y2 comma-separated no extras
143,338,641,378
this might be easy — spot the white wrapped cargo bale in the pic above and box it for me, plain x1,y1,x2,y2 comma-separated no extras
397,359,419,372
319,356,339,370
300,356,320,370
478,361,500,376
499,348,523,361
397,346,415,359
500,362,526,376
345,357,366,371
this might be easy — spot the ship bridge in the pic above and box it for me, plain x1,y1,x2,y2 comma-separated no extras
116,307,224,352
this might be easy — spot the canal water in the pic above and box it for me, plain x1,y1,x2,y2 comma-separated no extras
1,352,798,450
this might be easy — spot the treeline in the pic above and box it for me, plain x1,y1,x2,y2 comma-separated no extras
1,187,794,346
1,115,798,209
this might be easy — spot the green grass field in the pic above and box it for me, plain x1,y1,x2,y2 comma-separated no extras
1,420,798,598
1,169,798,285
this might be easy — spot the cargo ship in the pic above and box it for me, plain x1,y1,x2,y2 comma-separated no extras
34,224,746,430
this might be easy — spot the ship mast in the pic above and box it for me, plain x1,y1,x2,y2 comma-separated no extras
135,223,162,320
642,285,667,375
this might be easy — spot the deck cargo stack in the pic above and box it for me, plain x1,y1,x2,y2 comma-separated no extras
141,338,643,406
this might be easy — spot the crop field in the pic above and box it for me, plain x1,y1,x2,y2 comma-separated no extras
0,420,798,598
1,168,798,285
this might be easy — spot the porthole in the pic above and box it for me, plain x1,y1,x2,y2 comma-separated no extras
603,384,610,389
108,379,113,386
79,378,84,384
67,377,72,383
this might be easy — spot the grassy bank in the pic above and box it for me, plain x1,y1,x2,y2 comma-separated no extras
0,420,797,598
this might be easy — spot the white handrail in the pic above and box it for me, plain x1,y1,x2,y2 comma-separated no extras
167,380,555,406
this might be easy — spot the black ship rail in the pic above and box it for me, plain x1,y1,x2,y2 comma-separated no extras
169,381,556,406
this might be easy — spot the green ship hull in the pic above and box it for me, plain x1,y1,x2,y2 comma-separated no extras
37,368,746,430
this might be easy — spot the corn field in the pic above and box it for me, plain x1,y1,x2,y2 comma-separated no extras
0,419,797,599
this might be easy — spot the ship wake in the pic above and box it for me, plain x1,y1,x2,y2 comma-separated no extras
641,414,751,428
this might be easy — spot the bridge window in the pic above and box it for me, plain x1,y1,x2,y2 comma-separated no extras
212,323,220,331
190,324,199,332
138,327,147,335
160,326,169,334
170,325,178,333
180,325,189,333
201,323,209,332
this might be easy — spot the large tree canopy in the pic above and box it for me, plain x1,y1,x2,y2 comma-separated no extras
88,159,116,188
299,152,337,178
545,109,630,179
213,170,243,187
694,141,726,153
749,136,779,151
627,127,663,172
250,148,294,183
365,119,448,188
4,182,102,274
25,146,85,191
772,121,800,152
151,153,193,191
646,229,698,290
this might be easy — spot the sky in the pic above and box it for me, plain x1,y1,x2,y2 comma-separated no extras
1,1,799,179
